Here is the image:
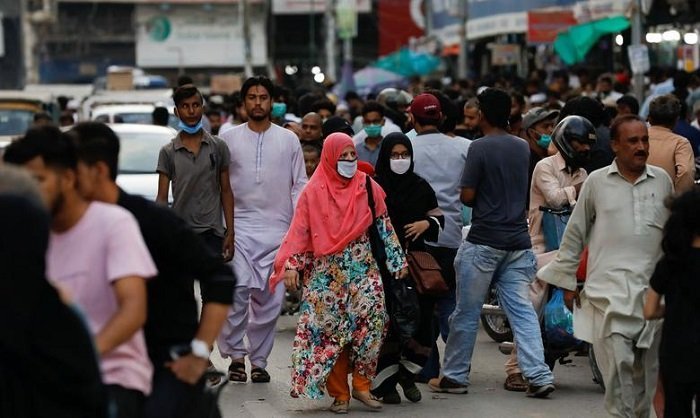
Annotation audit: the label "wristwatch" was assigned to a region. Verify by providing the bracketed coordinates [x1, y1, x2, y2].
[190, 339, 211, 359]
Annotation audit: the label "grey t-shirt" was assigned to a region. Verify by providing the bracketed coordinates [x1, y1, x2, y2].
[461, 133, 531, 250]
[411, 132, 471, 249]
[157, 131, 230, 237]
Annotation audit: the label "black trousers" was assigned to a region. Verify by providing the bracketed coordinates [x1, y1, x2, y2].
[107, 384, 145, 418]
[662, 374, 700, 418]
[143, 367, 208, 418]
[198, 230, 223, 258]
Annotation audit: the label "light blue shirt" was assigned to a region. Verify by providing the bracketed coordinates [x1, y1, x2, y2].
[411, 132, 471, 249]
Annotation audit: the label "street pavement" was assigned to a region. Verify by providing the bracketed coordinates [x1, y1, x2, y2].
[211, 315, 607, 418]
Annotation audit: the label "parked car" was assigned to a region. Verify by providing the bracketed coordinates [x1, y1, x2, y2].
[92, 104, 179, 128]
[112, 123, 175, 203]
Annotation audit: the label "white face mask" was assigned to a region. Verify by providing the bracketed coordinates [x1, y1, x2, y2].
[389, 158, 411, 175]
[337, 159, 358, 179]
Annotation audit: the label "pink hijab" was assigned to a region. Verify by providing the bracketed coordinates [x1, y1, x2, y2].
[269, 133, 387, 290]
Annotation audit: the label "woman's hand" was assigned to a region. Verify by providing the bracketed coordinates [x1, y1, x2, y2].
[394, 267, 409, 280]
[284, 270, 300, 290]
[404, 220, 430, 242]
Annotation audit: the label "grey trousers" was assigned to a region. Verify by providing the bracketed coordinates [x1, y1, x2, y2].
[592, 332, 660, 418]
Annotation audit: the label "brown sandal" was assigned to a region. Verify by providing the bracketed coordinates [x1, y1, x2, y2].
[504, 373, 528, 392]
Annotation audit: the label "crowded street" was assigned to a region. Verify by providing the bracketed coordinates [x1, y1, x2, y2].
[2, 0, 700, 417]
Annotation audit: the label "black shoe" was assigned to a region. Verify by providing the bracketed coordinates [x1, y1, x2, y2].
[381, 391, 401, 404]
[427, 377, 468, 394]
[526, 383, 555, 398]
[398, 376, 422, 402]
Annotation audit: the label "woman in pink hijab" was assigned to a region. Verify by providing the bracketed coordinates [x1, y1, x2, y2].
[270, 133, 408, 413]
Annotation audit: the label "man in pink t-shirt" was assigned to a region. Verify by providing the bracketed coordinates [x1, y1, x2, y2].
[3, 126, 157, 418]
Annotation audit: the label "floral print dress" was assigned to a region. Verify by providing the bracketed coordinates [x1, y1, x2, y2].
[284, 213, 406, 399]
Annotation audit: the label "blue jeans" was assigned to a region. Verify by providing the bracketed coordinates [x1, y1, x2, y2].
[442, 242, 553, 387]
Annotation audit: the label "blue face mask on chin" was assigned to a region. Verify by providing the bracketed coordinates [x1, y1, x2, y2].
[178, 119, 203, 134]
[537, 133, 552, 149]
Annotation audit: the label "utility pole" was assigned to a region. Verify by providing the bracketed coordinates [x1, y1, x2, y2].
[457, 0, 468, 80]
[425, 0, 434, 37]
[241, 0, 253, 77]
[20, 0, 39, 85]
[630, 0, 645, 101]
[324, 0, 337, 83]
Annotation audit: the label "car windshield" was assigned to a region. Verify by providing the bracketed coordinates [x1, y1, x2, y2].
[0, 109, 35, 135]
[115, 112, 179, 129]
[118, 131, 171, 174]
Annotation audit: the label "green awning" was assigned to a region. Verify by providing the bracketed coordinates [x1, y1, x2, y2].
[373, 48, 441, 77]
[554, 15, 631, 65]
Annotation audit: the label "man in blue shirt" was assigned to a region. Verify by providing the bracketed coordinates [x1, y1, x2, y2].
[429, 88, 554, 398]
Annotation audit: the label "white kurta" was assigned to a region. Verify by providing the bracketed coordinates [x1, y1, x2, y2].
[221, 123, 307, 290]
[538, 161, 673, 347]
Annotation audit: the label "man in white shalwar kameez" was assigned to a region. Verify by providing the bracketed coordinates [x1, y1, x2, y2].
[218, 76, 307, 383]
[539, 115, 673, 417]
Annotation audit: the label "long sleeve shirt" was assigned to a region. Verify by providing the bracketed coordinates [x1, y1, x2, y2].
[528, 153, 587, 254]
[538, 161, 673, 347]
[647, 125, 696, 194]
[221, 123, 308, 289]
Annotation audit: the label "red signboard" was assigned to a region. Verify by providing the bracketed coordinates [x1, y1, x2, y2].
[527, 10, 577, 44]
[378, 1, 424, 56]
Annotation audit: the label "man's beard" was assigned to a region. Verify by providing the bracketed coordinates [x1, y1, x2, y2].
[50, 190, 66, 218]
[249, 113, 269, 122]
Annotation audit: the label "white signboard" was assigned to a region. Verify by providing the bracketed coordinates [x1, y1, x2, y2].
[573, 0, 630, 22]
[467, 12, 528, 41]
[272, 0, 370, 14]
[628, 44, 650, 75]
[136, 5, 267, 68]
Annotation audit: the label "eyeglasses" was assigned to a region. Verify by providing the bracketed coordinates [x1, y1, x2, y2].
[390, 152, 411, 159]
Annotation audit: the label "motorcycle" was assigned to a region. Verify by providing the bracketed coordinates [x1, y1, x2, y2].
[484, 284, 605, 390]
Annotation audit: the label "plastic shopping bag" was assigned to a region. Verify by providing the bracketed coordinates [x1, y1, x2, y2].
[544, 288, 579, 348]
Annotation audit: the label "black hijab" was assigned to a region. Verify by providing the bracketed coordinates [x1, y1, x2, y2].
[0, 194, 108, 418]
[375, 133, 438, 246]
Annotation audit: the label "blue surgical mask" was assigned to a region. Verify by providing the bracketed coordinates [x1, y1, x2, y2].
[364, 124, 382, 138]
[178, 119, 203, 134]
[271, 102, 287, 119]
[537, 133, 552, 149]
[337, 159, 358, 179]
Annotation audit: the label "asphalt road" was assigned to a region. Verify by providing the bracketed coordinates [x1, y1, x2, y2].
[211, 315, 607, 418]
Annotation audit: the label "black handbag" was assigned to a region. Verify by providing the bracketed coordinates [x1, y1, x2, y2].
[365, 177, 420, 343]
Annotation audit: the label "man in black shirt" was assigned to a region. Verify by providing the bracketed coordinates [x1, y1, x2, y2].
[68, 122, 235, 418]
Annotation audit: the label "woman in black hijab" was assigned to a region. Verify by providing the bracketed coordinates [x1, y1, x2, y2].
[371, 132, 444, 404]
[0, 191, 108, 418]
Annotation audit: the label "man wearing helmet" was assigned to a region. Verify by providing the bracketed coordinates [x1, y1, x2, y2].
[502, 116, 595, 392]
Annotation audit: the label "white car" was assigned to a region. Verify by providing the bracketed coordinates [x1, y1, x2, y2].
[93, 104, 179, 128]
[112, 124, 175, 203]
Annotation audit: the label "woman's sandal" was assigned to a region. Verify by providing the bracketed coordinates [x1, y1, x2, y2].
[351, 390, 383, 410]
[250, 367, 271, 383]
[329, 399, 349, 414]
[227, 362, 247, 383]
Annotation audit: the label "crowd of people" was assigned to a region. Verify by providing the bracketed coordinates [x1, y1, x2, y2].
[2, 66, 700, 418]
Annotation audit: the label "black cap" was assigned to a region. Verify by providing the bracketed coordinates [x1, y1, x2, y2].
[322, 116, 354, 139]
